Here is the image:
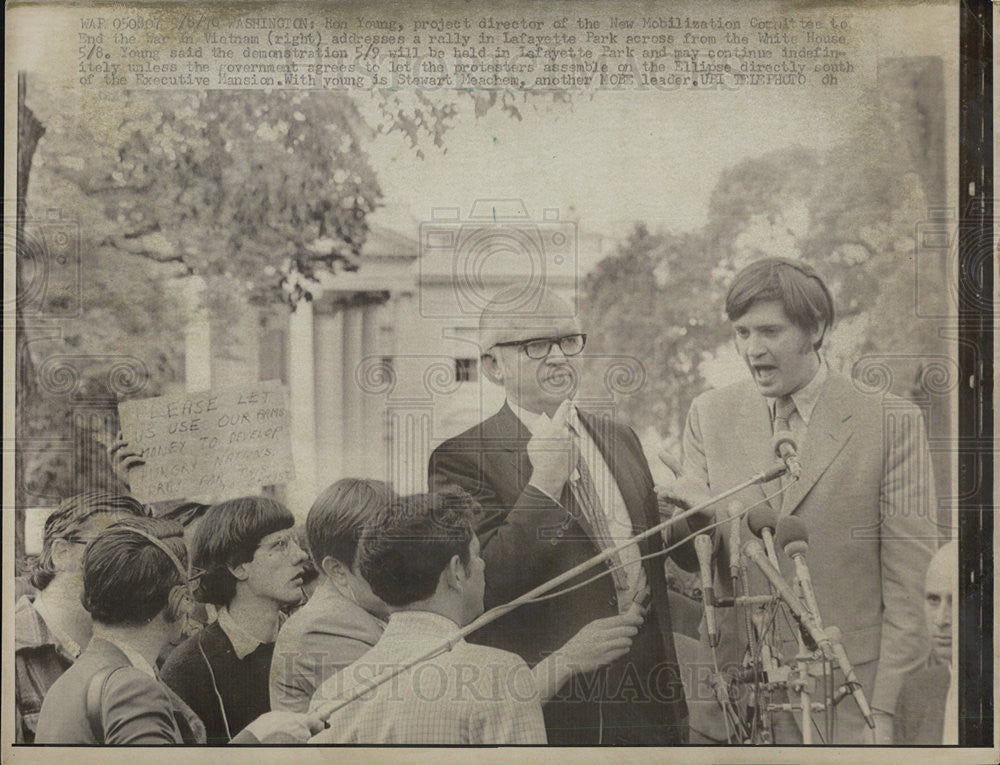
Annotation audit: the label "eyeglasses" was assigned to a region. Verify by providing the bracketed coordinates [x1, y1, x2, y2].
[257, 532, 305, 559]
[491, 333, 587, 361]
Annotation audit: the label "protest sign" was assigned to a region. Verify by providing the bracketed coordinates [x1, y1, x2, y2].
[118, 380, 294, 503]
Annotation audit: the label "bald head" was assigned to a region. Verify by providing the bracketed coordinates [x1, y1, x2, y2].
[478, 285, 579, 352]
[924, 541, 957, 663]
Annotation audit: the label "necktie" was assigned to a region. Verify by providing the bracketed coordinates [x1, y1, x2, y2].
[772, 395, 798, 496]
[568, 426, 629, 592]
[773, 394, 796, 435]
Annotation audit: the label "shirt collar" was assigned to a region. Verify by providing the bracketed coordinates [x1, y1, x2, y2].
[92, 629, 157, 680]
[217, 606, 280, 660]
[768, 359, 828, 426]
[383, 610, 463, 640]
[508, 399, 580, 436]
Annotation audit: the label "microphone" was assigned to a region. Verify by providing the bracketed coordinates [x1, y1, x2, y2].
[727, 502, 743, 581]
[746, 505, 781, 569]
[742, 539, 823, 646]
[744, 540, 876, 730]
[694, 534, 720, 648]
[771, 431, 802, 479]
[775, 516, 823, 629]
[825, 625, 877, 730]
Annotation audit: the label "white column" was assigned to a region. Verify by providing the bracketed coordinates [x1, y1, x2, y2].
[360, 302, 384, 481]
[341, 305, 363, 477]
[285, 299, 316, 520]
[386, 292, 432, 494]
[184, 276, 211, 392]
[314, 308, 344, 484]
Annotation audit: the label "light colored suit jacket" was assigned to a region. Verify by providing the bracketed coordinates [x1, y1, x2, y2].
[35, 637, 206, 744]
[679, 371, 939, 717]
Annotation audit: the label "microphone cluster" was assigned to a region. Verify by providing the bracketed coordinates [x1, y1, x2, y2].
[739, 514, 876, 730]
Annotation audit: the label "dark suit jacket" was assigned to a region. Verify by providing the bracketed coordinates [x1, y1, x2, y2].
[893, 660, 950, 745]
[677, 371, 938, 739]
[429, 403, 689, 745]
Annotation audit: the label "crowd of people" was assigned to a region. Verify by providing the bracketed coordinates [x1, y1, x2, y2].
[14, 259, 954, 746]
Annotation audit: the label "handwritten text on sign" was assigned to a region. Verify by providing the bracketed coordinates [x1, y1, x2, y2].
[118, 380, 294, 503]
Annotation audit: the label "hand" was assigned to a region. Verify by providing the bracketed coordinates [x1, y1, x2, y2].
[109, 431, 144, 490]
[242, 710, 325, 744]
[527, 399, 577, 498]
[655, 449, 713, 522]
[557, 607, 644, 675]
[860, 709, 893, 745]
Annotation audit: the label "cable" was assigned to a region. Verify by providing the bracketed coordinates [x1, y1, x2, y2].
[510, 485, 796, 609]
[198, 631, 233, 743]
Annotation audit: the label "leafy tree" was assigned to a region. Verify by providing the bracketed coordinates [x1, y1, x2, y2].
[17, 81, 560, 542]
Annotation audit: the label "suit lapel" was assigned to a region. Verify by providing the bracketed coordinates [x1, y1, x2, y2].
[780, 373, 857, 516]
[578, 409, 647, 536]
[733, 385, 783, 512]
[487, 403, 535, 497]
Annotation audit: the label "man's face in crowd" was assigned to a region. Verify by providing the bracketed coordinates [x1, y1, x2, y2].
[241, 529, 310, 607]
[484, 309, 582, 416]
[732, 300, 823, 398]
[924, 548, 955, 664]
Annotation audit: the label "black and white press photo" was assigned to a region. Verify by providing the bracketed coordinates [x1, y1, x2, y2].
[4, 0, 993, 761]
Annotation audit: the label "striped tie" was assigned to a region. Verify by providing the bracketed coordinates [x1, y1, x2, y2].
[569, 426, 629, 592]
[773, 395, 796, 435]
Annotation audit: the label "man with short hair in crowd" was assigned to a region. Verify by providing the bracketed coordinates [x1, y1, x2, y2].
[894, 541, 958, 745]
[161, 496, 309, 743]
[308, 490, 548, 744]
[270, 478, 395, 713]
[15, 491, 147, 743]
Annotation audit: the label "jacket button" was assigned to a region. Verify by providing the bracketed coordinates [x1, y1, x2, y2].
[608, 596, 617, 608]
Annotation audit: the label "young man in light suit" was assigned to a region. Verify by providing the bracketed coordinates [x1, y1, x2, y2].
[664, 257, 940, 744]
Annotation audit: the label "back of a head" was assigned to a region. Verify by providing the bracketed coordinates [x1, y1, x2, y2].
[82, 516, 187, 626]
[358, 490, 476, 608]
[31, 491, 148, 591]
[478, 284, 577, 351]
[725, 257, 835, 348]
[192, 496, 295, 606]
[926, 540, 958, 590]
[307, 478, 396, 570]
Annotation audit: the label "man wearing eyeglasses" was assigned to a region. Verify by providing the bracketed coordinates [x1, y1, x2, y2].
[15, 492, 148, 743]
[429, 286, 688, 746]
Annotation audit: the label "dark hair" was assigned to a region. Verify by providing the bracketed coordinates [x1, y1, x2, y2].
[31, 492, 148, 590]
[191, 496, 295, 606]
[306, 479, 395, 570]
[82, 517, 187, 626]
[725, 258, 835, 349]
[358, 490, 476, 607]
